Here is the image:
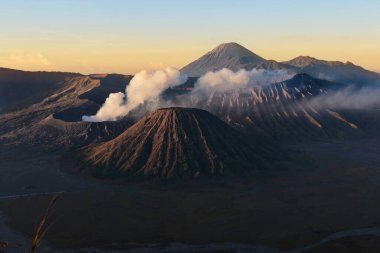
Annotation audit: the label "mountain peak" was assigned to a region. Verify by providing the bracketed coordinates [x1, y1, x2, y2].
[209, 42, 255, 57]
[214, 42, 242, 48]
[217, 42, 241, 47]
[181, 42, 266, 77]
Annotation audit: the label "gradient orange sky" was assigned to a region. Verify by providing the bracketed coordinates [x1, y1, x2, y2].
[1, 0, 379, 74]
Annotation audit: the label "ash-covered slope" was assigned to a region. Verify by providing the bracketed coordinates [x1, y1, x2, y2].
[186, 74, 361, 140]
[181, 42, 267, 77]
[84, 107, 271, 180]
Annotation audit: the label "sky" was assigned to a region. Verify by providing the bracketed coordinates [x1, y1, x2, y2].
[0, 0, 379, 74]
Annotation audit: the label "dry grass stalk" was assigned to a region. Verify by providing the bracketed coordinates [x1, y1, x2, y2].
[29, 193, 60, 253]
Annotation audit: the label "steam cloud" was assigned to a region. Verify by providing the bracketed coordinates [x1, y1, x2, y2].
[308, 86, 380, 110]
[193, 68, 292, 92]
[82, 67, 187, 122]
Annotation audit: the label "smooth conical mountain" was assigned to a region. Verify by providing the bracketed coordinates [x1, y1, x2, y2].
[83, 107, 271, 180]
[181, 42, 267, 77]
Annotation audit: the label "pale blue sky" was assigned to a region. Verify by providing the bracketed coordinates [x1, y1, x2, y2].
[0, 0, 379, 73]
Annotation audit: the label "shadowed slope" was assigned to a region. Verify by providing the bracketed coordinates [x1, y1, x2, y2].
[0, 67, 81, 114]
[84, 107, 271, 180]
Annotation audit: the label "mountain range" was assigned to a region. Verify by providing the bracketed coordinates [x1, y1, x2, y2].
[1, 42, 380, 180]
[181, 42, 380, 86]
[1, 33, 380, 253]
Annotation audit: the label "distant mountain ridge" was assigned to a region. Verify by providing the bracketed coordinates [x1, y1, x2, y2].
[281, 56, 380, 86]
[181, 42, 380, 86]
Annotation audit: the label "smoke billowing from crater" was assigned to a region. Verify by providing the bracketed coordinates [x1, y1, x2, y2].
[83, 66, 380, 123]
[82, 67, 187, 122]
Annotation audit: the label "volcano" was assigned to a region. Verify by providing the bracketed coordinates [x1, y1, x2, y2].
[181, 42, 267, 77]
[83, 107, 271, 180]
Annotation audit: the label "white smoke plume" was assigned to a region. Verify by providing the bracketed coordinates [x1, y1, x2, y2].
[193, 68, 292, 93]
[83, 67, 187, 122]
